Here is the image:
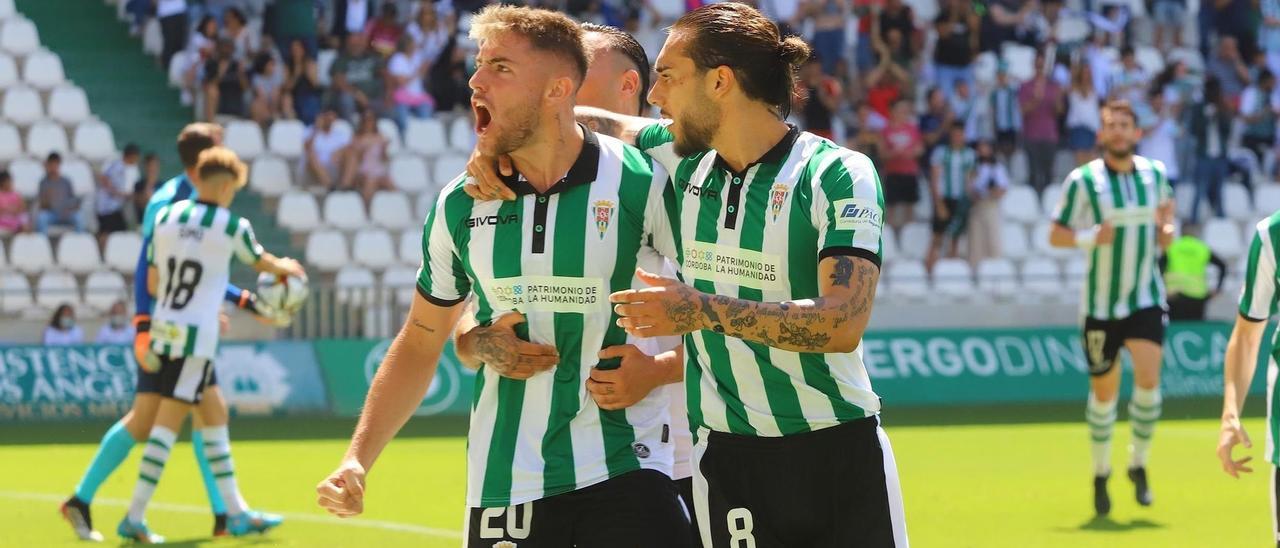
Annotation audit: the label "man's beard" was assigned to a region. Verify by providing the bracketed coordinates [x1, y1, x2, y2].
[673, 93, 720, 157]
[487, 103, 540, 156]
[1103, 142, 1136, 162]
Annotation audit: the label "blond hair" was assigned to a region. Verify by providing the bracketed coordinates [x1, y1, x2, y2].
[469, 5, 588, 83]
[194, 146, 247, 191]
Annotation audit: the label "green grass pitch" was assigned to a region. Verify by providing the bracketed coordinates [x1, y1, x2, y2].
[0, 403, 1272, 547]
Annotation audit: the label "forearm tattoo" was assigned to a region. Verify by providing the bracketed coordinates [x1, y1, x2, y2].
[473, 327, 518, 372]
[664, 284, 704, 333]
[577, 112, 623, 138]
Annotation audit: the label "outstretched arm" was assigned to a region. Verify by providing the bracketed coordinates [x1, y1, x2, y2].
[573, 106, 652, 143]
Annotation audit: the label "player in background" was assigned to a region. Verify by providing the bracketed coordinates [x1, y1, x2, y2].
[468, 4, 906, 546]
[117, 147, 302, 543]
[316, 7, 691, 546]
[455, 21, 699, 538]
[1218, 210, 1280, 546]
[1049, 100, 1175, 516]
[61, 124, 277, 541]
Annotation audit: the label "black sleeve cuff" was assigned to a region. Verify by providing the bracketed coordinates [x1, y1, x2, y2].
[1240, 311, 1268, 323]
[819, 246, 882, 269]
[417, 283, 466, 308]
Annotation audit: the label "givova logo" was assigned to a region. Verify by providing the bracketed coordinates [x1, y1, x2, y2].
[833, 198, 882, 231]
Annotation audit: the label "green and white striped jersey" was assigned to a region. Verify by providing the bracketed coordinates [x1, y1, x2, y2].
[930, 145, 975, 200]
[635, 123, 885, 441]
[417, 130, 677, 508]
[1053, 156, 1172, 320]
[148, 200, 263, 360]
[1238, 211, 1280, 465]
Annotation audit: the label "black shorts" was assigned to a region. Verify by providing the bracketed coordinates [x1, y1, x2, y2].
[675, 476, 700, 543]
[1081, 306, 1167, 376]
[931, 197, 969, 236]
[152, 354, 214, 403]
[883, 174, 920, 206]
[138, 364, 217, 394]
[464, 469, 692, 548]
[97, 211, 127, 234]
[995, 129, 1018, 148]
[693, 417, 907, 548]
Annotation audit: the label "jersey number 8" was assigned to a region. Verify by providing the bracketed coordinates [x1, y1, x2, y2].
[162, 257, 204, 310]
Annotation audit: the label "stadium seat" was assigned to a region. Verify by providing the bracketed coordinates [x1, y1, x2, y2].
[316, 49, 337, 87]
[1256, 185, 1280, 217]
[1174, 182, 1197, 220]
[1169, 47, 1204, 73]
[83, 270, 126, 312]
[404, 118, 448, 157]
[1135, 47, 1165, 76]
[2, 85, 41, 125]
[887, 260, 928, 301]
[1002, 43, 1037, 82]
[332, 118, 354, 141]
[377, 117, 402, 154]
[880, 225, 898, 260]
[1223, 183, 1253, 222]
[8, 156, 39, 197]
[334, 265, 376, 305]
[1020, 258, 1062, 302]
[1031, 221, 1074, 260]
[1055, 15, 1091, 43]
[352, 228, 397, 270]
[55, 232, 101, 275]
[141, 18, 162, 57]
[0, 53, 18, 89]
[448, 116, 475, 152]
[416, 190, 436, 219]
[1001, 223, 1030, 260]
[22, 49, 64, 90]
[323, 191, 369, 231]
[932, 259, 974, 301]
[48, 85, 90, 126]
[0, 18, 39, 57]
[103, 231, 142, 273]
[277, 191, 321, 232]
[0, 239, 5, 268]
[62, 158, 95, 197]
[399, 229, 422, 265]
[382, 265, 418, 306]
[1204, 218, 1245, 260]
[0, 121, 20, 161]
[250, 155, 292, 197]
[1040, 182, 1062, 216]
[390, 154, 432, 194]
[11, 232, 52, 274]
[0, 0, 15, 22]
[72, 120, 117, 162]
[433, 154, 468, 192]
[972, 52, 998, 87]
[896, 223, 931, 261]
[976, 258, 1018, 300]
[305, 230, 349, 272]
[1063, 257, 1088, 297]
[0, 270, 32, 313]
[266, 119, 305, 159]
[36, 270, 79, 309]
[369, 191, 414, 231]
[1000, 185, 1040, 225]
[24, 120, 67, 159]
[224, 120, 265, 161]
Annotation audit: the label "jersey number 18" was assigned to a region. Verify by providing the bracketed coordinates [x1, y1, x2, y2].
[161, 257, 204, 310]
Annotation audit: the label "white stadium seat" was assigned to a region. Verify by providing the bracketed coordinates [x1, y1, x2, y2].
[1000, 185, 1041, 225]
[142, 18, 162, 57]
[0, 53, 18, 89]
[1135, 46, 1165, 76]
[1040, 182, 1062, 216]
[0, 121, 21, 161]
[887, 260, 928, 301]
[305, 230, 349, 272]
[1256, 185, 1280, 217]
[432, 154, 468, 191]
[377, 117, 402, 154]
[55, 232, 101, 275]
[277, 191, 320, 232]
[84, 270, 126, 311]
[2, 86, 42, 125]
[323, 191, 368, 231]
[36, 270, 79, 309]
[1055, 15, 1091, 43]
[22, 49, 65, 90]
[1000, 223, 1030, 260]
[8, 156, 40, 197]
[369, 191, 414, 231]
[62, 158, 95, 197]
[399, 229, 422, 265]
[25, 120, 66, 159]
[1204, 218, 1245, 260]
[352, 228, 397, 270]
[390, 154, 432, 194]
[1063, 257, 1088, 296]
[250, 155, 292, 197]
[0, 239, 5, 267]
[266, 119, 305, 159]
[0, 0, 15, 22]
[896, 223, 931, 261]
[976, 258, 1018, 300]
[0, 18, 40, 57]
[48, 85, 90, 126]
[11, 232, 52, 274]
[316, 49, 337, 87]
[1223, 183, 1253, 223]
[103, 232, 142, 273]
[404, 118, 448, 157]
[932, 259, 974, 301]
[1002, 43, 1037, 83]
[0, 270, 32, 313]
[382, 265, 418, 306]
[1175, 182, 1197, 220]
[1020, 258, 1062, 302]
[448, 116, 475, 152]
[416, 190, 436, 220]
[224, 120, 265, 161]
[331, 119, 354, 142]
[879, 226, 898, 260]
[73, 120, 117, 162]
[334, 265, 376, 305]
[1032, 221, 1074, 260]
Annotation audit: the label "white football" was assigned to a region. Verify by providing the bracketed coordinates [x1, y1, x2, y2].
[257, 272, 309, 324]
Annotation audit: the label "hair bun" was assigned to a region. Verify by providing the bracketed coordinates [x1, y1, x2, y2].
[778, 36, 812, 67]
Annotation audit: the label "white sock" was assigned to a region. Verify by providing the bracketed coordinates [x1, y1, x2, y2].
[1087, 392, 1118, 477]
[127, 426, 178, 523]
[1129, 386, 1163, 468]
[202, 425, 248, 516]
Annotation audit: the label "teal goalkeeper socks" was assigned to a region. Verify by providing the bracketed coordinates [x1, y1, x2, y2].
[192, 430, 228, 515]
[73, 419, 135, 503]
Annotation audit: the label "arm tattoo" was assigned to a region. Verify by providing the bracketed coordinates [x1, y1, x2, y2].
[411, 319, 436, 333]
[577, 113, 623, 138]
[829, 256, 855, 288]
[473, 328, 518, 372]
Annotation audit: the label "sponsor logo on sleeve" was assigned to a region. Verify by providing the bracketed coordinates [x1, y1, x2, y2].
[833, 198, 883, 231]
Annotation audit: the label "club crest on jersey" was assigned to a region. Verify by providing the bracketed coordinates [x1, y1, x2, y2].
[770, 184, 789, 221]
[592, 200, 615, 239]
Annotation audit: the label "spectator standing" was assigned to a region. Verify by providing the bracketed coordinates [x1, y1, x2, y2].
[950, 79, 979, 140]
[798, 55, 841, 139]
[0, 171, 27, 234]
[203, 38, 250, 122]
[881, 98, 925, 232]
[96, 143, 140, 245]
[35, 153, 83, 234]
[285, 39, 324, 125]
[1239, 69, 1280, 174]
[1139, 91, 1183, 186]
[331, 0, 376, 46]
[304, 108, 352, 190]
[1066, 63, 1101, 167]
[340, 111, 395, 203]
[1019, 51, 1064, 192]
[1106, 46, 1147, 103]
[918, 87, 954, 164]
[864, 47, 909, 118]
[1189, 77, 1234, 224]
[966, 140, 1009, 265]
[44, 304, 84, 346]
[132, 153, 160, 221]
[990, 63, 1022, 161]
[365, 2, 405, 57]
[1206, 36, 1252, 104]
[266, 0, 319, 57]
[849, 101, 886, 168]
[250, 52, 289, 127]
[927, 123, 975, 270]
[933, 0, 978, 95]
[979, 0, 1034, 51]
[223, 8, 257, 63]
[407, 2, 450, 67]
[157, 0, 189, 72]
[1160, 224, 1228, 321]
[387, 36, 434, 131]
[95, 301, 137, 345]
[329, 33, 386, 120]
[805, 0, 851, 75]
[1152, 0, 1187, 49]
[1262, 0, 1280, 78]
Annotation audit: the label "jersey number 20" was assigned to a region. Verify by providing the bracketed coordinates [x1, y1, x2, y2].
[162, 258, 204, 310]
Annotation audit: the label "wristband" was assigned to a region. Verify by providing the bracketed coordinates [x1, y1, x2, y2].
[1075, 228, 1097, 249]
[133, 314, 151, 333]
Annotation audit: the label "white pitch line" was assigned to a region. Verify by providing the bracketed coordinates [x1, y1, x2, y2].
[0, 490, 462, 539]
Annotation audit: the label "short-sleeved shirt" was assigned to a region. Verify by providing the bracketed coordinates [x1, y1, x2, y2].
[1019, 79, 1063, 141]
[39, 175, 77, 213]
[1052, 156, 1172, 320]
[636, 122, 885, 442]
[417, 129, 678, 508]
[881, 122, 922, 175]
[930, 145, 975, 199]
[332, 52, 384, 99]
